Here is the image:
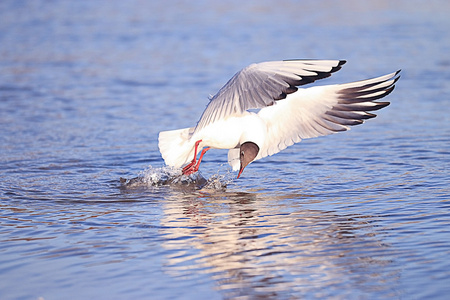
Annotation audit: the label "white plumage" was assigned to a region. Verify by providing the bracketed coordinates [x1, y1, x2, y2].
[158, 59, 400, 177]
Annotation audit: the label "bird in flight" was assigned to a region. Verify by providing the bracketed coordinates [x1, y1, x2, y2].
[158, 60, 400, 178]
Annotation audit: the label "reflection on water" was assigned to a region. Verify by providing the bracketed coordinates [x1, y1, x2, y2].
[159, 191, 400, 299]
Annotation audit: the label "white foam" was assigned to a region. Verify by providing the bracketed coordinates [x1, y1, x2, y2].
[120, 165, 233, 191]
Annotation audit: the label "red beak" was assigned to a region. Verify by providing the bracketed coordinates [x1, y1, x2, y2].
[237, 165, 244, 179]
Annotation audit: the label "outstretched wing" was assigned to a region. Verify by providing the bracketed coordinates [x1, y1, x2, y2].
[256, 70, 401, 160]
[194, 59, 346, 132]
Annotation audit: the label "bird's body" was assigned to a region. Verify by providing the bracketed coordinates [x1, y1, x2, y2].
[158, 60, 400, 178]
[196, 112, 266, 150]
[158, 111, 265, 171]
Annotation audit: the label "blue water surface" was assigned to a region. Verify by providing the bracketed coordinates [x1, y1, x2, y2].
[1, 1, 449, 299]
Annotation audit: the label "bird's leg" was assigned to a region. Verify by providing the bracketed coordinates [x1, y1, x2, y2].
[192, 147, 210, 173]
[182, 140, 202, 175]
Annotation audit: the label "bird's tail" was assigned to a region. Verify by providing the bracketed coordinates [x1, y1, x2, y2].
[158, 127, 195, 168]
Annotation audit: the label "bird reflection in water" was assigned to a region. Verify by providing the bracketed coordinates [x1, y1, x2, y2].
[158, 191, 400, 299]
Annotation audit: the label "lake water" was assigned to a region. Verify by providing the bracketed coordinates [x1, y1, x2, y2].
[1, 1, 449, 299]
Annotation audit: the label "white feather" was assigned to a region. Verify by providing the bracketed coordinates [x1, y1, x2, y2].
[157, 59, 400, 174]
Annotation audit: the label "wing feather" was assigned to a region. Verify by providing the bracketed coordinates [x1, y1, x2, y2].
[256, 70, 401, 160]
[194, 59, 346, 132]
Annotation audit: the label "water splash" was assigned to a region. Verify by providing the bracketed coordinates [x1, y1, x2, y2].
[120, 165, 233, 191]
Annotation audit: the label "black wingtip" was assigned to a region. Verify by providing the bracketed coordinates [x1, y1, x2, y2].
[392, 75, 401, 85]
[331, 60, 347, 73]
[391, 70, 401, 81]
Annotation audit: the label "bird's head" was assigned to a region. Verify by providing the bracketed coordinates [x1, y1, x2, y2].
[237, 142, 260, 179]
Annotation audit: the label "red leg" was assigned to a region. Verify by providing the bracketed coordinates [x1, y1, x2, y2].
[182, 140, 203, 175]
[192, 147, 210, 173]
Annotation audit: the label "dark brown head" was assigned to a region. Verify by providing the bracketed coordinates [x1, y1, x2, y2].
[237, 142, 259, 179]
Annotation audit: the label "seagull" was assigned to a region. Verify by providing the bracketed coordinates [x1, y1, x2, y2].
[158, 60, 400, 178]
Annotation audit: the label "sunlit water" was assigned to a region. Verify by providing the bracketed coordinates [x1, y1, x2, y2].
[1, 1, 450, 299]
